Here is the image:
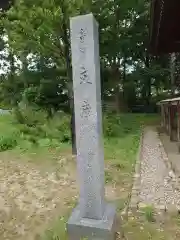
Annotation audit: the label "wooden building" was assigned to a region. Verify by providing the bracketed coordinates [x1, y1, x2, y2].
[158, 98, 180, 143]
[149, 0, 180, 54]
[150, 0, 180, 150]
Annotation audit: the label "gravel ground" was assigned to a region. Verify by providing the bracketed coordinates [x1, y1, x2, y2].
[0, 155, 77, 240]
[0, 153, 118, 240]
[139, 127, 180, 210]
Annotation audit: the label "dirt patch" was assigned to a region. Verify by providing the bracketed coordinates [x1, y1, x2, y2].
[0, 151, 130, 240]
[0, 152, 77, 240]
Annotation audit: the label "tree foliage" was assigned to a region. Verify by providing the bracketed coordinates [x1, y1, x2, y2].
[0, 0, 172, 114]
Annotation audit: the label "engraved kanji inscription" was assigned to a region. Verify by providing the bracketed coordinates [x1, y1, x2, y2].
[79, 28, 87, 43]
[79, 47, 86, 54]
[88, 150, 95, 160]
[79, 46, 86, 62]
[80, 100, 91, 119]
[87, 151, 95, 168]
[80, 66, 92, 84]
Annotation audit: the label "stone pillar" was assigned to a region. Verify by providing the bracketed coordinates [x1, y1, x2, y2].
[67, 14, 116, 240]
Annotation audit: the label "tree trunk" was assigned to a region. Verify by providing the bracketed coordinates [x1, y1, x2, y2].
[170, 52, 176, 97]
[112, 59, 121, 113]
[122, 55, 129, 111]
[61, 1, 76, 155]
[21, 53, 29, 107]
[155, 85, 160, 97]
[114, 85, 120, 113]
[122, 56, 126, 94]
[9, 49, 17, 107]
[145, 53, 151, 106]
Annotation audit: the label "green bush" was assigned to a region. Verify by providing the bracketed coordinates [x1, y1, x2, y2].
[14, 111, 158, 149]
[13, 106, 47, 127]
[13, 107, 25, 124]
[47, 114, 71, 143]
[37, 138, 59, 148]
[0, 111, 159, 153]
[0, 135, 17, 151]
[19, 125, 42, 137]
[15, 109, 71, 148]
[103, 115, 121, 138]
[103, 113, 144, 138]
[143, 205, 155, 222]
[18, 124, 30, 134]
[22, 134, 38, 144]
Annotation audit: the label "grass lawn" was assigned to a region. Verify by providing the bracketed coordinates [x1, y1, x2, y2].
[2, 112, 179, 240]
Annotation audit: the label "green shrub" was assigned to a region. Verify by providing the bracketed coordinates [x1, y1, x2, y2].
[143, 205, 155, 222]
[40, 125, 59, 139]
[13, 107, 25, 124]
[18, 124, 30, 134]
[17, 139, 34, 151]
[103, 113, 145, 138]
[0, 135, 17, 151]
[103, 115, 121, 138]
[16, 110, 71, 148]
[20, 125, 41, 137]
[36, 125, 47, 138]
[47, 114, 71, 143]
[14, 106, 47, 127]
[37, 138, 60, 148]
[37, 138, 52, 147]
[20, 134, 38, 144]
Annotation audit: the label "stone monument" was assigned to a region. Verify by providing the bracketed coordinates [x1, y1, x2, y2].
[67, 13, 116, 240]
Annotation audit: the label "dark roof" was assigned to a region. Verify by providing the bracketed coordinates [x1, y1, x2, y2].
[149, 0, 180, 54]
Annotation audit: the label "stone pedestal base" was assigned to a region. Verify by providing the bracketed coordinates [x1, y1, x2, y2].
[67, 203, 116, 240]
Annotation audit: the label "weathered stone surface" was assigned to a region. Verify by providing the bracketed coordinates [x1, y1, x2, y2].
[70, 13, 105, 220]
[67, 203, 116, 240]
[68, 13, 116, 239]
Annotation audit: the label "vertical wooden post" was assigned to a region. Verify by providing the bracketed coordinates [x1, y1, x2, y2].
[162, 104, 166, 128]
[170, 103, 177, 141]
[160, 104, 164, 128]
[168, 105, 171, 136]
[165, 105, 168, 133]
[177, 102, 180, 144]
[170, 53, 176, 96]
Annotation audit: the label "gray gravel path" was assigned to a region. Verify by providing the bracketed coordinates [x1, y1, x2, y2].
[139, 127, 180, 210]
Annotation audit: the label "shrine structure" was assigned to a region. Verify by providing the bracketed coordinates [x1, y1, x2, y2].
[150, 0, 180, 146]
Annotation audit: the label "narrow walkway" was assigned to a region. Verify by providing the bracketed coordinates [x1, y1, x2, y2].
[138, 127, 180, 210]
